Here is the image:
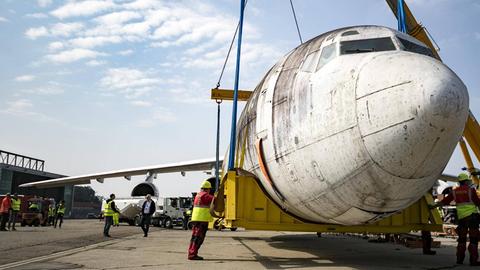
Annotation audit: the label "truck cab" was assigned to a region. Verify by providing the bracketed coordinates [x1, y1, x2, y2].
[151, 196, 192, 228]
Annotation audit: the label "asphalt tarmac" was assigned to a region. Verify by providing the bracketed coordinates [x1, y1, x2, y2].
[0, 220, 472, 270]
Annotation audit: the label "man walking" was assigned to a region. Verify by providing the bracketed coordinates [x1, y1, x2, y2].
[436, 173, 480, 265]
[0, 193, 11, 231]
[103, 194, 119, 237]
[188, 180, 214, 260]
[140, 194, 155, 237]
[54, 200, 65, 228]
[48, 204, 56, 226]
[8, 193, 20, 231]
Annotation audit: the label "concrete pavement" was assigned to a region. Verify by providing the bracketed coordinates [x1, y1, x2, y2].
[0, 220, 474, 270]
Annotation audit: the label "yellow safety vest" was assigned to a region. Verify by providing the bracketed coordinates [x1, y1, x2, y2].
[104, 200, 114, 217]
[11, 198, 21, 211]
[457, 204, 478, 220]
[191, 193, 213, 222]
[57, 205, 65, 215]
[453, 188, 480, 220]
[48, 207, 55, 217]
[29, 203, 39, 210]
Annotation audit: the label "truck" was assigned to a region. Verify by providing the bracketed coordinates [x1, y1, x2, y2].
[21, 197, 55, 227]
[133, 196, 193, 229]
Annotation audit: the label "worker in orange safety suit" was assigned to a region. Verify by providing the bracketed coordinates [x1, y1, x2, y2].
[187, 180, 214, 260]
[437, 173, 480, 265]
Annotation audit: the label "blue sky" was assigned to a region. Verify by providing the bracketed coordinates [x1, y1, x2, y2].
[0, 0, 479, 197]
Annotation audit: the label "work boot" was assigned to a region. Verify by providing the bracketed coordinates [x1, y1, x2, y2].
[469, 243, 480, 266]
[421, 231, 436, 255]
[458, 243, 467, 265]
[188, 256, 203, 260]
[11, 228, 16, 231]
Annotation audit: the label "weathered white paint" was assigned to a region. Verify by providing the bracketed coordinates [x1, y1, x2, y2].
[236, 26, 469, 225]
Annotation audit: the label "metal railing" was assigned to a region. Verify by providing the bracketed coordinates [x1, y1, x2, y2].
[0, 150, 45, 171]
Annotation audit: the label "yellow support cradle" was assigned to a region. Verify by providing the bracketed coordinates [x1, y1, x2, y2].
[218, 171, 443, 234]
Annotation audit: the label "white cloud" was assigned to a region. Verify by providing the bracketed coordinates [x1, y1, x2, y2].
[48, 41, 64, 51]
[0, 16, 8, 22]
[69, 35, 122, 48]
[50, 22, 84, 37]
[151, 108, 176, 123]
[23, 87, 65, 95]
[51, 0, 116, 19]
[25, 13, 49, 19]
[14, 75, 36, 82]
[0, 99, 59, 123]
[100, 68, 160, 97]
[25, 26, 48, 39]
[94, 11, 142, 26]
[46, 48, 105, 63]
[118, 49, 133, 56]
[37, 0, 53, 8]
[86, 60, 106, 66]
[26, 23, 83, 40]
[130, 100, 151, 107]
[122, 0, 161, 10]
[138, 107, 176, 127]
[3, 99, 33, 113]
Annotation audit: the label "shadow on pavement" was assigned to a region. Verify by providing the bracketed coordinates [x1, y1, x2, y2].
[232, 234, 462, 270]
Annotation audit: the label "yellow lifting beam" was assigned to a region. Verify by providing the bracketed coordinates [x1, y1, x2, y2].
[386, 0, 480, 180]
[214, 171, 443, 233]
[211, 88, 252, 102]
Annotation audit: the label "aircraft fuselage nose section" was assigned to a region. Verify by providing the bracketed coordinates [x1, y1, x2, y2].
[355, 52, 469, 179]
[235, 26, 470, 225]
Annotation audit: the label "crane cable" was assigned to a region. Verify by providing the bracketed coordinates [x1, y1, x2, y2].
[215, 0, 249, 89]
[214, 0, 249, 190]
[214, 98, 221, 191]
[289, 0, 303, 44]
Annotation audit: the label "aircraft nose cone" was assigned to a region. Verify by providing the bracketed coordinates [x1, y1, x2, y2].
[355, 53, 469, 179]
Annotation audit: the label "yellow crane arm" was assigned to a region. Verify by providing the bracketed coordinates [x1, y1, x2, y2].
[385, 0, 440, 60]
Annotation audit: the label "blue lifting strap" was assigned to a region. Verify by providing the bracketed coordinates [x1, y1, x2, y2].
[397, 0, 407, 33]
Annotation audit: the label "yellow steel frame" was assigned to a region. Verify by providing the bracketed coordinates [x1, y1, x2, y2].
[218, 171, 443, 233]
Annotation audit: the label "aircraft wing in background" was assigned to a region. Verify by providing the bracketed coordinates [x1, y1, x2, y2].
[19, 158, 222, 188]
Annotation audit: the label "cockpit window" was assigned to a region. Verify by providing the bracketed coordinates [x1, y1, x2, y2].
[300, 51, 320, 73]
[341, 30, 359, 37]
[316, 43, 337, 71]
[397, 37, 434, 57]
[340, 37, 396, 55]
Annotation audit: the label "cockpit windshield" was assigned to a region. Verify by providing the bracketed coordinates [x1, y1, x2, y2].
[397, 37, 435, 57]
[340, 37, 396, 55]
